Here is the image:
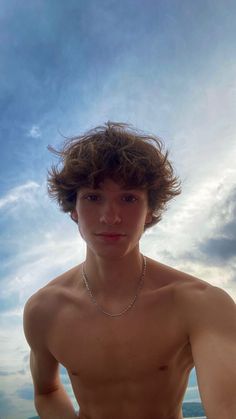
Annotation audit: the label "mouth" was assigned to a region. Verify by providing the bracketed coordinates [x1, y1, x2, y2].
[96, 233, 126, 238]
[95, 233, 127, 242]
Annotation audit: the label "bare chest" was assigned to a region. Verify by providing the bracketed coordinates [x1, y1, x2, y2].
[48, 287, 194, 384]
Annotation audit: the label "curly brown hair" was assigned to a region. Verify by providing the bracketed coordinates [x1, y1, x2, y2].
[47, 121, 181, 229]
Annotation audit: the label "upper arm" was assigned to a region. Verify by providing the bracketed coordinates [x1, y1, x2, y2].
[23, 294, 61, 395]
[183, 284, 236, 418]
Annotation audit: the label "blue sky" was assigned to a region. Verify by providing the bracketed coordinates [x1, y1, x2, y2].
[0, 0, 236, 417]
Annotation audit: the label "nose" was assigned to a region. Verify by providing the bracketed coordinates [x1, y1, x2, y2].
[99, 202, 121, 225]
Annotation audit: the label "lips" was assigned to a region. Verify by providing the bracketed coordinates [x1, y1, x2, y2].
[96, 233, 126, 237]
[95, 233, 127, 242]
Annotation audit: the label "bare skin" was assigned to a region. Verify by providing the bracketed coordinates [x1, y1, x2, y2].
[27, 257, 209, 419]
[24, 180, 236, 418]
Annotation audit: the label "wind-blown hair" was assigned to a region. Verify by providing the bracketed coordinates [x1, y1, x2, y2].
[47, 122, 181, 229]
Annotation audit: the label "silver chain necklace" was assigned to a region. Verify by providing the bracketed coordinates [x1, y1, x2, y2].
[81, 255, 146, 317]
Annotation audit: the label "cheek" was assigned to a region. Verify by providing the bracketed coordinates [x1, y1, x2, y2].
[126, 209, 147, 225]
[77, 210, 95, 234]
[77, 220, 88, 241]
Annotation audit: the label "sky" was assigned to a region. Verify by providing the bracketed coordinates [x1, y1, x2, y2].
[0, 0, 236, 417]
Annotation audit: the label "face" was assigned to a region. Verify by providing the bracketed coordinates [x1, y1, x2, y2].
[71, 179, 152, 258]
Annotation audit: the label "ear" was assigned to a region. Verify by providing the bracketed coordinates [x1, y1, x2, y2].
[145, 210, 153, 225]
[71, 209, 78, 223]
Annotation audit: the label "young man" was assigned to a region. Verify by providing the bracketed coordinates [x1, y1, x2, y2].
[24, 122, 236, 419]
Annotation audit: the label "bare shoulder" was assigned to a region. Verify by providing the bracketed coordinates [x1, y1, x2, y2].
[23, 264, 81, 347]
[148, 256, 232, 293]
[147, 256, 235, 325]
[147, 256, 210, 293]
[165, 260, 236, 310]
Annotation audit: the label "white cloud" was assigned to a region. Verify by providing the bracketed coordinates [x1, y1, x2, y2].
[27, 125, 41, 138]
[141, 167, 236, 301]
[0, 181, 40, 210]
[1, 227, 85, 309]
[143, 172, 231, 259]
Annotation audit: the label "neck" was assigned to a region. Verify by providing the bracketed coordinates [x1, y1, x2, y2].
[83, 248, 144, 298]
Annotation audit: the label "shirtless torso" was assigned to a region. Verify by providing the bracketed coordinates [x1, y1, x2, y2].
[34, 257, 209, 419]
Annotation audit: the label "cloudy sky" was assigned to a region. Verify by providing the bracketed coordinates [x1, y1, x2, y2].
[0, 0, 236, 418]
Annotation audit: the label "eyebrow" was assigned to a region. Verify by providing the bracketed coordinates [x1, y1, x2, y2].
[78, 187, 143, 194]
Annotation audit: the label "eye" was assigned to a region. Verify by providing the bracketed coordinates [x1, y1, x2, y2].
[84, 194, 101, 202]
[122, 194, 138, 203]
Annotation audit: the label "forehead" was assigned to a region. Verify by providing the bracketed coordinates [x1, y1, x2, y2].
[80, 179, 146, 193]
